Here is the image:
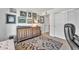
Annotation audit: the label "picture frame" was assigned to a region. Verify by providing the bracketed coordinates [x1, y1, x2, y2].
[9, 8, 17, 13]
[6, 14, 16, 24]
[18, 16, 26, 23]
[32, 13, 37, 19]
[39, 16, 44, 23]
[27, 19, 33, 24]
[20, 11, 27, 16]
[28, 12, 31, 17]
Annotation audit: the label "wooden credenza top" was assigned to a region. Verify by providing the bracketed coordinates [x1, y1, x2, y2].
[17, 26, 32, 28]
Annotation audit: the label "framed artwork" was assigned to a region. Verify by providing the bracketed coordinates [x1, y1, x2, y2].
[27, 19, 33, 24]
[9, 8, 17, 13]
[28, 12, 31, 17]
[39, 16, 44, 23]
[32, 13, 37, 19]
[20, 11, 27, 16]
[18, 16, 26, 23]
[6, 14, 16, 24]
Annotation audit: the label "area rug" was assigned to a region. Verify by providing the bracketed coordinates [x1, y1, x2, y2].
[15, 36, 63, 50]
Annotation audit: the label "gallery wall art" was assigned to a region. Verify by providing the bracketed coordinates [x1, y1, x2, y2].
[32, 13, 37, 19]
[6, 14, 16, 24]
[9, 8, 17, 13]
[39, 16, 44, 23]
[28, 12, 31, 17]
[20, 11, 27, 16]
[27, 19, 33, 24]
[7, 9, 39, 24]
[18, 16, 26, 23]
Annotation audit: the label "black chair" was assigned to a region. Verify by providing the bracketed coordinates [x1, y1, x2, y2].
[64, 23, 79, 50]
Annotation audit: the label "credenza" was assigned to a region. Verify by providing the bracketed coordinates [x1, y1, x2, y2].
[17, 26, 41, 43]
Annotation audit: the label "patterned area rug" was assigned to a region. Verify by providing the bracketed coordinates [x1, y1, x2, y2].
[15, 36, 63, 50]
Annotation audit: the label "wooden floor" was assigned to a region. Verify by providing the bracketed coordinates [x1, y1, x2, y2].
[43, 34, 71, 50]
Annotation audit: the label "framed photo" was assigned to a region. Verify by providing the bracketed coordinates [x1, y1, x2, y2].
[20, 11, 27, 16]
[6, 14, 16, 24]
[28, 12, 31, 17]
[32, 13, 37, 19]
[27, 19, 33, 24]
[39, 16, 44, 23]
[18, 16, 26, 23]
[9, 8, 16, 13]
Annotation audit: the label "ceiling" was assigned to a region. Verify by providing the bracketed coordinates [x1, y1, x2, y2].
[16, 8, 75, 15]
[17, 8, 53, 14]
[28, 8, 53, 12]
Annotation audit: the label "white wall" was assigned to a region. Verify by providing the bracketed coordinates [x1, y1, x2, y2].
[6, 8, 32, 38]
[0, 8, 17, 40]
[0, 8, 7, 41]
[54, 11, 67, 39]
[2, 8, 79, 40]
[48, 13, 54, 36]
[0, 8, 43, 41]
[48, 8, 79, 39]
[6, 8, 43, 38]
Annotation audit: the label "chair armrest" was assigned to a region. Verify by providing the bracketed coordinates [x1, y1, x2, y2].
[73, 34, 79, 46]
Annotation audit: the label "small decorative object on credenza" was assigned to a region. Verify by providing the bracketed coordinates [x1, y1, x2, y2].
[6, 14, 16, 24]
